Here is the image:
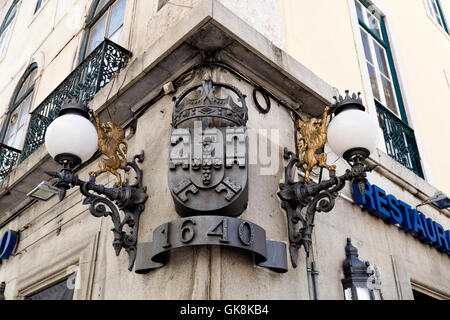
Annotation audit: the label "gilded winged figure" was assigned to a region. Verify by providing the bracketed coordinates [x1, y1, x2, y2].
[297, 106, 336, 182]
[89, 112, 128, 186]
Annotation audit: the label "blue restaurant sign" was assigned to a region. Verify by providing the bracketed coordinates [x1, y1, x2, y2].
[353, 182, 450, 255]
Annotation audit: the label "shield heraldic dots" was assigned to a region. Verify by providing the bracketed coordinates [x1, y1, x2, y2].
[226, 128, 246, 168]
[191, 126, 225, 188]
[169, 129, 190, 170]
[153, 70, 293, 269]
[168, 78, 249, 218]
[168, 127, 249, 217]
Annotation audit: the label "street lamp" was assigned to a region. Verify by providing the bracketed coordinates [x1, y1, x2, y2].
[43, 101, 148, 271]
[45, 102, 98, 168]
[278, 91, 379, 268]
[327, 92, 379, 159]
[342, 238, 373, 300]
[327, 92, 379, 196]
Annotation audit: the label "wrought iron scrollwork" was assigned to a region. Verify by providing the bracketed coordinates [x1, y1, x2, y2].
[20, 39, 131, 163]
[46, 152, 148, 271]
[278, 148, 376, 267]
[375, 102, 423, 178]
[0, 144, 21, 181]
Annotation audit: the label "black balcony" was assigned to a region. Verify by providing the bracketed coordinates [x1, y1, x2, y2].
[18, 39, 132, 164]
[0, 144, 21, 181]
[375, 102, 424, 178]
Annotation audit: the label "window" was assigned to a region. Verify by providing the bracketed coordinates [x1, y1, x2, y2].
[0, 64, 38, 150]
[425, 0, 449, 33]
[80, 0, 127, 61]
[354, 1, 424, 178]
[355, 0, 405, 121]
[413, 289, 439, 301]
[411, 282, 450, 300]
[0, 0, 19, 59]
[34, 0, 48, 14]
[25, 276, 75, 300]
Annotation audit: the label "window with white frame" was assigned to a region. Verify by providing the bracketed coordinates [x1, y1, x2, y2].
[355, 1, 400, 116]
[25, 276, 75, 300]
[83, 0, 127, 59]
[1, 64, 38, 150]
[0, 0, 19, 59]
[354, 0, 424, 178]
[425, 0, 449, 33]
[355, 0, 400, 117]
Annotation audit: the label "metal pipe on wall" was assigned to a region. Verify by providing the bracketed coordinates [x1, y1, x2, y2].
[312, 261, 320, 300]
[306, 255, 314, 300]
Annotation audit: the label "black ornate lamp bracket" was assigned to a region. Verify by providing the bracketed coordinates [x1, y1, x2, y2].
[46, 152, 148, 271]
[278, 148, 376, 268]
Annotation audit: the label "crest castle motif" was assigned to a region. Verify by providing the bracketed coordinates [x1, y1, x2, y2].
[134, 77, 288, 274]
[168, 77, 249, 217]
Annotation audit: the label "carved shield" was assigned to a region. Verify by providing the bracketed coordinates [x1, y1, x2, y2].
[168, 77, 248, 217]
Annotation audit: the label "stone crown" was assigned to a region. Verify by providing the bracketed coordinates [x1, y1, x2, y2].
[171, 76, 248, 128]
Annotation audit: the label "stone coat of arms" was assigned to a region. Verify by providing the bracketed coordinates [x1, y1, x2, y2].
[168, 77, 248, 217]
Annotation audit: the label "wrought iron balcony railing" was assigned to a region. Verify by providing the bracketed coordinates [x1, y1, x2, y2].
[19, 39, 132, 163]
[0, 144, 21, 181]
[375, 102, 424, 178]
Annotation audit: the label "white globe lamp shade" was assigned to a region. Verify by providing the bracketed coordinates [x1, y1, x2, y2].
[327, 96, 379, 160]
[45, 102, 98, 167]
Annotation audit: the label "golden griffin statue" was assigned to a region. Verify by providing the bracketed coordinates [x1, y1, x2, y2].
[89, 113, 128, 187]
[297, 106, 336, 182]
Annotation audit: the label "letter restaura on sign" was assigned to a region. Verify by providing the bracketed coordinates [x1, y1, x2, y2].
[353, 182, 450, 255]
